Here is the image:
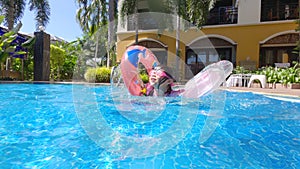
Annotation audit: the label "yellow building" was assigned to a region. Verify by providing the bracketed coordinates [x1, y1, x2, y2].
[116, 0, 299, 78]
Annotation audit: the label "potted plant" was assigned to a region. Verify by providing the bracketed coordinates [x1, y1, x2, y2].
[258, 62, 300, 89]
[285, 62, 300, 89]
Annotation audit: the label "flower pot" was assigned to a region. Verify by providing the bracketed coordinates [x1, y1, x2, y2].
[269, 83, 287, 89]
[269, 83, 300, 89]
[287, 83, 300, 89]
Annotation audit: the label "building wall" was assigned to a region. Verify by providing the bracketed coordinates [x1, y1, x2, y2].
[116, 0, 298, 73]
[116, 20, 297, 66]
[117, 30, 186, 65]
[238, 0, 261, 24]
[201, 21, 297, 66]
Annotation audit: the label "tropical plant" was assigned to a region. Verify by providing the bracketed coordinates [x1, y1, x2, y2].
[0, 16, 27, 68]
[49, 43, 80, 81]
[11, 36, 36, 81]
[22, 52, 34, 80]
[187, 0, 216, 28]
[0, 30, 19, 63]
[50, 41, 80, 81]
[60, 42, 79, 80]
[232, 66, 252, 74]
[76, 0, 117, 67]
[278, 62, 300, 84]
[258, 62, 300, 85]
[76, 0, 107, 34]
[0, 0, 50, 30]
[259, 66, 279, 84]
[50, 44, 65, 80]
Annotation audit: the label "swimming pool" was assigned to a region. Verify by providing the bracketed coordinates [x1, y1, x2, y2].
[0, 84, 299, 168]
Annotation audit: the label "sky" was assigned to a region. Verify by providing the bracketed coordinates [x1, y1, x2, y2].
[20, 0, 83, 42]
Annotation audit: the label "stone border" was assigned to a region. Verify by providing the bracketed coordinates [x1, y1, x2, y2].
[221, 86, 300, 98]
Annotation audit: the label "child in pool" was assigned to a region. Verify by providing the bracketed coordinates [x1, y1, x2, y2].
[142, 66, 183, 97]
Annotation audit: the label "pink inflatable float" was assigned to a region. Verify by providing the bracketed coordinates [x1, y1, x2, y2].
[120, 45, 160, 96]
[119, 45, 233, 98]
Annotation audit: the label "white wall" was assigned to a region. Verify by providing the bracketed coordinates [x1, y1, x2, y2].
[238, 0, 261, 24]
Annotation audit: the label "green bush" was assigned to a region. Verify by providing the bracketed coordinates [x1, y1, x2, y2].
[84, 67, 111, 83]
[257, 62, 300, 84]
[233, 63, 300, 85]
[50, 45, 66, 80]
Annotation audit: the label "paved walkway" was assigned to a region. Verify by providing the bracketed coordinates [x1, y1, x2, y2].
[221, 86, 300, 97]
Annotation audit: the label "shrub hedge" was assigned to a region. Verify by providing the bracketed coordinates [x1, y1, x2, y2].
[84, 67, 111, 83]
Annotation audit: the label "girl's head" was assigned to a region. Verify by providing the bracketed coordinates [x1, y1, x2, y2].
[148, 66, 175, 96]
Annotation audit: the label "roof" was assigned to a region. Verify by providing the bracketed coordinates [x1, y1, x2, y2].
[0, 25, 68, 59]
[0, 25, 68, 43]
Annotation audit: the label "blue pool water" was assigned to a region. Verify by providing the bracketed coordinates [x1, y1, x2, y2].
[0, 84, 299, 168]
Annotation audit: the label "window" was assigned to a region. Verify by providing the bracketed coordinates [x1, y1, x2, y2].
[209, 51, 219, 63]
[187, 52, 196, 64]
[197, 51, 206, 63]
[152, 50, 167, 66]
[260, 47, 298, 67]
[205, 0, 238, 25]
[186, 48, 233, 75]
[261, 0, 298, 21]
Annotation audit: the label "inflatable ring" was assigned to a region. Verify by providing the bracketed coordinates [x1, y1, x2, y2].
[120, 45, 160, 96]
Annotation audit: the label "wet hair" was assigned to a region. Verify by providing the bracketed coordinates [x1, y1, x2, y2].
[157, 76, 173, 95]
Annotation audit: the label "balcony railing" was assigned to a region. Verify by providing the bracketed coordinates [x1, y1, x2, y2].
[126, 12, 177, 31]
[124, 6, 238, 31]
[205, 6, 238, 25]
[127, 16, 159, 31]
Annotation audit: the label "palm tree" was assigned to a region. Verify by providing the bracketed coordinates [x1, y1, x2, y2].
[294, 0, 300, 62]
[187, 0, 215, 28]
[0, 0, 50, 30]
[118, 0, 214, 79]
[76, 0, 107, 34]
[76, 0, 117, 67]
[76, 0, 214, 69]
[169, 0, 215, 79]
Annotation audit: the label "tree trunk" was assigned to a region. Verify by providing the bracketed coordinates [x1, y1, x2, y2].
[135, 2, 139, 45]
[175, 14, 180, 80]
[7, 0, 15, 30]
[299, 0, 300, 62]
[107, 0, 114, 68]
